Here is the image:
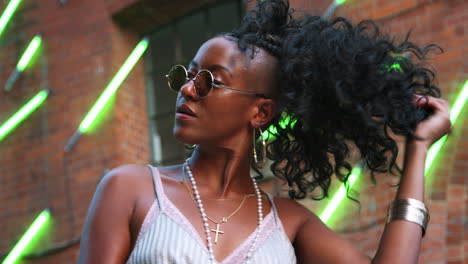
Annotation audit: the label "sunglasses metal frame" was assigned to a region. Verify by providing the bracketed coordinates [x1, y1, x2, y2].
[165, 64, 268, 98]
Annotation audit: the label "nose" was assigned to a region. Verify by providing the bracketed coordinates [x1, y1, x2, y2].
[179, 78, 199, 101]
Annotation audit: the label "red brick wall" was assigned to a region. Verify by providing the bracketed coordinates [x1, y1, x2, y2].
[287, 0, 467, 263]
[0, 0, 465, 263]
[0, 0, 149, 263]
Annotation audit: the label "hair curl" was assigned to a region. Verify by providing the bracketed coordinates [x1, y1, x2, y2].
[226, 0, 442, 200]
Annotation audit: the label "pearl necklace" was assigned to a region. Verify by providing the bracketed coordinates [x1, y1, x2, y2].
[182, 178, 256, 244]
[184, 159, 263, 264]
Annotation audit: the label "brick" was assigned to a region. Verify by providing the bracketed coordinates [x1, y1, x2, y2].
[1, 0, 466, 262]
[0, 0, 149, 260]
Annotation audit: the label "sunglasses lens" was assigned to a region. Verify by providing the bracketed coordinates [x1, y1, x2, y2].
[195, 70, 213, 97]
[167, 65, 187, 91]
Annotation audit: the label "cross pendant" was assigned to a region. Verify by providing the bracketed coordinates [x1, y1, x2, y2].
[210, 223, 225, 244]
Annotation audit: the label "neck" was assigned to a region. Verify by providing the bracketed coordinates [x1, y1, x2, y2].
[186, 144, 256, 199]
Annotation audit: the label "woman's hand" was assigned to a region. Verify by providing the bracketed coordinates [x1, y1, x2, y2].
[412, 95, 452, 149]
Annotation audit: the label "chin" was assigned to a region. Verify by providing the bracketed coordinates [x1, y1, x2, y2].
[173, 126, 197, 145]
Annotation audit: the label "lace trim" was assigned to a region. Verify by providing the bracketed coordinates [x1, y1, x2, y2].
[276, 216, 296, 257]
[161, 194, 210, 252]
[134, 200, 160, 247]
[221, 211, 276, 264]
[150, 164, 209, 251]
[151, 165, 281, 263]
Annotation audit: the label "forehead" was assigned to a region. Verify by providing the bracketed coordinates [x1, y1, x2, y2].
[192, 37, 248, 70]
[192, 37, 278, 87]
[191, 37, 279, 97]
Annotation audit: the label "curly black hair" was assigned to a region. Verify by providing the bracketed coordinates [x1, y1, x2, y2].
[225, 0, 442, 200]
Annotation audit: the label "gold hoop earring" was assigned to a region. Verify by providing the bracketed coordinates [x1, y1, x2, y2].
[184, 144, 196, 150]
[253, 127, 266, 169]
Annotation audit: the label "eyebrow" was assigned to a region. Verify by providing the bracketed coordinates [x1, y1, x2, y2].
[189, 61, 233, 78]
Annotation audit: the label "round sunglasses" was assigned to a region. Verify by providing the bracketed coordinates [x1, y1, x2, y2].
[165, 65, 267, 98]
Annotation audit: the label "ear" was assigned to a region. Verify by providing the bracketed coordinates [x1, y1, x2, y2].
[250, 98, 276, 128]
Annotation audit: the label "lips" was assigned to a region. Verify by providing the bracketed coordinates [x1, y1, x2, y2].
[176, 104, 197, 117]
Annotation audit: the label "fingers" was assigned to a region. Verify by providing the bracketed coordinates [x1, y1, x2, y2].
[412, 94, 427, 107]
[413, 95, 449, 114]
[427, 97, 449, 114]
[413, 95, 452, 133]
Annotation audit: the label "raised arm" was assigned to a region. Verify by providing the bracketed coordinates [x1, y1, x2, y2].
[372, 96, 451, 263]
[77, 165, 139, 264]
[294, 95, 451, 263]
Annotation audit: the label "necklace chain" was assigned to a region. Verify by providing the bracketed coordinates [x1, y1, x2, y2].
[183, 159, 263, 264]
[182, 178, 254, 225]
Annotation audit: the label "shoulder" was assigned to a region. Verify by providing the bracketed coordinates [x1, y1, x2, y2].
[104, 163, 152, 180]
[100, 164, 152, 187]
[78, 164, 154, 263]
[83, 164, 155, 237]
[271, 196, 318, 241]
[95, 164, 153, 206]
[271, 196, 346, 237]
[272, 196, 316, 222]
[272, 196, 371, 263]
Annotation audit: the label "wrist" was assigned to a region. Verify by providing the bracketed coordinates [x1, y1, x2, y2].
[406, 139, 430, 153]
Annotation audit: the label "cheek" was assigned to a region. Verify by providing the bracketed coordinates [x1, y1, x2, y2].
[173, 93, 254, 145]
[202, 96, 254, 137]
[210, 96, 252, 120]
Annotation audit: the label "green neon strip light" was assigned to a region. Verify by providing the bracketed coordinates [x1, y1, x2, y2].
[2, 209, 51, 264]
[78, 38, 149, 133]
[319, 166, 361, 223]
[17, 35, 42, 72]
[0, 90, 49, 142]
[0, 0, 22, 39]
[424, 135, 447, 173]
[448, 80, 468, 124]
[425, 79, 468, 173]
[387, 62, 402, 72]
[262, 113, 297, 141]
[324, 0, 349, 19]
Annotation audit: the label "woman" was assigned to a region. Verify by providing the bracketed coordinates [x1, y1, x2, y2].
[78, 0, 451, 263]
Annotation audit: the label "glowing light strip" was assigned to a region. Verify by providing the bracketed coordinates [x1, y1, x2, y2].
[0, 90, 49, 142]
[5, 35, 42, 92]
[323, 0, 348, 18]
[425, 79, 468, 173]
[319, 166, 361, 223]
[79, 38, 149, 133]
[387, 62, 402, 72]
[64, 38, 149, 151]
[2, 209, 51, 264]
[262, 114, 296, 141]
[0, 0, 22, 39]
[448, 80, 468, 124]
[17, 35, 42, 71]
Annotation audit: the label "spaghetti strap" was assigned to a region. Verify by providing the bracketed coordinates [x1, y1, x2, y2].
[127, 171, 297, 264]
[266, 193, 279, 227]
[147, 165, 165, 211]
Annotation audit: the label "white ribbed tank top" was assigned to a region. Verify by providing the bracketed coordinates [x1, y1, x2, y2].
[126, 165, 296, 264]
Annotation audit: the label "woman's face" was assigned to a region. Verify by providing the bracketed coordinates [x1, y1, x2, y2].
[172, 36, 277, 148]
